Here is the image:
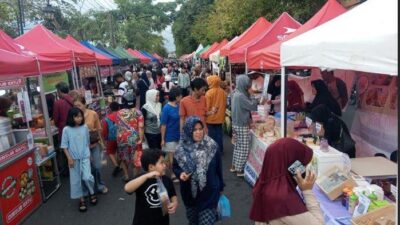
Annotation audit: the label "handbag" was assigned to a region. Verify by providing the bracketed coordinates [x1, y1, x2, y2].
[217, 194, 231, 220]
[333, 126, 355, 157]
[89, 131, 100, 144]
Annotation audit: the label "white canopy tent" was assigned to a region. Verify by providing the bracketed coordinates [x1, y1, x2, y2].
[281, 0, 398, 76]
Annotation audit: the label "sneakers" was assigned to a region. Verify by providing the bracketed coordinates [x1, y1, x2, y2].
[112, 166, 122, 177]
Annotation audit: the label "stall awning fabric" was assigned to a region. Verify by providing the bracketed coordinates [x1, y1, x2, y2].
[0, 29, 72, 75]
[0, 49, 40, 77]
[16, 25, 96, 65]
[248, 0, 346, 70]
[81, 41, 120, 65]
[208, 39, 228, 56]
[65, 35, 112, 66]
[152, 53, 163, 61]
[96, 44, 128, 66]
[140, 50, 158, 62]
[281, 0, 398, 75]
[127, 48, 151, 64]
[234, 12, 301, 65]
[229, 12, 301, 64]
[209, 39, 229, 63]
[220, 17, 272, 57]
[114, 47, 139, 64]
[200, 42, 219, 59]
[196, 45, 210, 57]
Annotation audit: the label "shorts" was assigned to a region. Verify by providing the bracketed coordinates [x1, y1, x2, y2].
[106, 140, 117, 155]
[162, 141, 179, 153]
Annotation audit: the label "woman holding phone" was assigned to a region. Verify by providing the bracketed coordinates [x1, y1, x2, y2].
[173, 116, 224, 225]
[249, 138, 324, 225]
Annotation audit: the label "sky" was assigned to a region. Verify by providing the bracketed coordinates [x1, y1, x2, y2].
[78, 0, 176, 52]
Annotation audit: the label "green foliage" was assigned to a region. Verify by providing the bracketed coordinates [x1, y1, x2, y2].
[172, 0, 214, 56]
[0, 2, 18, 37]
[174, 0, 326, 56]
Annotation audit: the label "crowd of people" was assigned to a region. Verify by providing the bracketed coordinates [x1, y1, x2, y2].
[53, 61, 388, 225]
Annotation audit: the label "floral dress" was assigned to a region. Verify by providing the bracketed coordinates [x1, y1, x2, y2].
[116, 108, 144, 166]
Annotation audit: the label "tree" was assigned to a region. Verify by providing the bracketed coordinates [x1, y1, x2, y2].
[0, 2, 18, 37]
[172, 0, 214, 56]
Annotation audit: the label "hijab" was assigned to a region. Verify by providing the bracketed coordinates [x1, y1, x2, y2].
[236, 75, 251, 97]
[249, 138, 313, 222]
[174, 116, 218, 198]
[310, 79, 342, 116]
[267, 75, 281, 99]
[142, 89, 161, 125]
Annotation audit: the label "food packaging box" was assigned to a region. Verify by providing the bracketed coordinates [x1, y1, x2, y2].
[308, 145, 345, 177]
[316, 166, 356, 201]
[351, 204, 396, 225]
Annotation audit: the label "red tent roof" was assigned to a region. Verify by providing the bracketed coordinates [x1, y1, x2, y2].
[220, 17, 272, 56]
[229, 13, 301, 64]
[248, 0, 346, 69]
[127, 48, 151, 64]
[200, 42, 219, 59]
[152, 53, 163, 61]
[0, 49, 40, 77]
[0, 29, 72, 75]
[208, 39, 229, 57]
[16, 25, 96, 65]
[65, 35, 112, 66]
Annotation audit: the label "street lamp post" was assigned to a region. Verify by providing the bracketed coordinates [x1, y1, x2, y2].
[43, 0, 57, 31]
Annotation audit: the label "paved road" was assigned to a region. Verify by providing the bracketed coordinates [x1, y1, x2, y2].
[23, 135, 254, 225]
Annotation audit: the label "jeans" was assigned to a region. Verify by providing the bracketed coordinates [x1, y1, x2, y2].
[207, 124, 224, 154]
[90, 143, 106, 193]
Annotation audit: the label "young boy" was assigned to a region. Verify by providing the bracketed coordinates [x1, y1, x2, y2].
[125, 149, 178, 225]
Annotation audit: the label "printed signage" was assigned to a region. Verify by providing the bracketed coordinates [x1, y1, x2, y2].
[0, 79, 24, 89]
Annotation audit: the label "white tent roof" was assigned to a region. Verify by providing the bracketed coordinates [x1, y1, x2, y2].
[281, 0, 398, 75]
[209, 50, 220, 63]
[195, 44, 204, 54]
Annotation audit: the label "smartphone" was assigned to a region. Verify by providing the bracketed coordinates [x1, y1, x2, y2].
[288, 160, 306, 177]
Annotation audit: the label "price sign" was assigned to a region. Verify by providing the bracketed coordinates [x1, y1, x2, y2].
[305, 117, 313, 127]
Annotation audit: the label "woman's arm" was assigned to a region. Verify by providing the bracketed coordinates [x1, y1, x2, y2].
[160, 124, 166, 146]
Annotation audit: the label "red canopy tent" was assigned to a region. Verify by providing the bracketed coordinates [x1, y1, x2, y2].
[15, 25, 96, 65]
[0, 49, 40, 77]
[248, 0, 346, 69]
[65, 35, 112, 66]
[220, 17, 272, 57]
[207, 39, 229, 56]
[0, 29, 72, 75]
[200, 42, 219, 59]
[229, 12, 301, 64]
[152, 53, 163, 61]
[127, 48, 151, 64]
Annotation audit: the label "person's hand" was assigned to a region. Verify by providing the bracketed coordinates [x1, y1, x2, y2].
[294, 169, 316, 191]
[180, 172, 191, 181]
[146, 171, 161, 179]
[67, 157, 74, 168]
[167, 201, 178, 214]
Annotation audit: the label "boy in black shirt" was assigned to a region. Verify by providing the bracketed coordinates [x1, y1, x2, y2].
[125, 149, 178, 225]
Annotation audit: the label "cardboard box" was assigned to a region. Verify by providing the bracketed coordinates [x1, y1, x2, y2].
[351, 204, 396, 225]
[316, 166, 356, 201]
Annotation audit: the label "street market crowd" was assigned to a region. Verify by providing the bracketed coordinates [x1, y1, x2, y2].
[53, 61, 397, 225]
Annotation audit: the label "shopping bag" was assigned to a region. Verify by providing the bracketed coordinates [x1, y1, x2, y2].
[217, 194, 231, 220]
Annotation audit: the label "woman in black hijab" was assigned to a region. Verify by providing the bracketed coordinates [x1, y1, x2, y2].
[267, 75, 281, 114]
[307, 79, 342, 116]
[310, 104, 355, 158]
[137, 72, 151, 108]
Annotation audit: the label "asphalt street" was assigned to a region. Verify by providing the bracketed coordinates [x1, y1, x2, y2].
[22, 135, 254, 225]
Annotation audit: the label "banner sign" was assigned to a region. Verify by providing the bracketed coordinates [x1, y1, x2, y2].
[244, 131, 270, 186]
[351, 73, 397, 157]
[0, 79, 24, 89]
[79, 65, 97, 78]
[42, 72, 68, 93]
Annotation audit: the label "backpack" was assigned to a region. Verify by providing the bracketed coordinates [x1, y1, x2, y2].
[105, 118, 117, 141]
[122, 82, 138, 105]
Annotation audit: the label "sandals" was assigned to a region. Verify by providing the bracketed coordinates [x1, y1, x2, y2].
[79, 200, 87, 212]
[236, 171, 245, 177]
[89, 194, 98, 205]
[101, 187, 109, 194]
[229, 166, 236, 173]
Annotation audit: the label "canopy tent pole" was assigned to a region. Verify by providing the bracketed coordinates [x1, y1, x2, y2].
[95, 62, 104, 98]
[280, 66, 287, 137]
[35, 58, 54, 147]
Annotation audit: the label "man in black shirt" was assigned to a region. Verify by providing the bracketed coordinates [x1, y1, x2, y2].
[125, 149, 178, 225]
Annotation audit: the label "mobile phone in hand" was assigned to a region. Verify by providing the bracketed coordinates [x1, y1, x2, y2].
[288, 160, 306, 178]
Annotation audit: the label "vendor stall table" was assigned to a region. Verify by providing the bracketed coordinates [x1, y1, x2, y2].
[350, 157, 397, 179]
[0, 142, 42, 225]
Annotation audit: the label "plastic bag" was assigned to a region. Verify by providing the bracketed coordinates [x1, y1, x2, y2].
[217, 194, 231, 220]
